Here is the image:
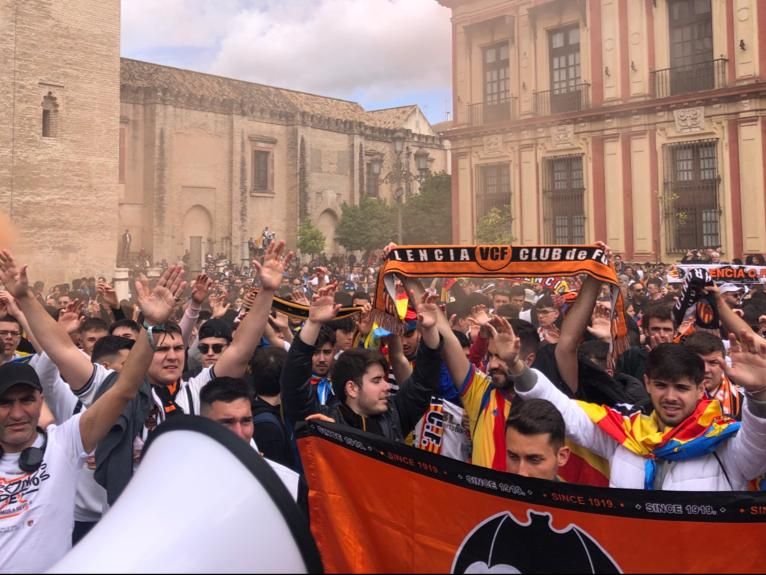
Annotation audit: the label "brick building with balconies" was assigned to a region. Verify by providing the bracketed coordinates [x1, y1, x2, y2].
[439, 0, 766, 261]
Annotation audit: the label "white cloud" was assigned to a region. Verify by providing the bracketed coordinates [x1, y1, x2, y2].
[121, 0, 452, 103]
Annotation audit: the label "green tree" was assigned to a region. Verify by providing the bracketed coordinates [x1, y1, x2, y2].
[297, 221, 326, 256]
[401, 171, 452, 244]
[475, 205, 514, 244]
[336, 197, 396, 252]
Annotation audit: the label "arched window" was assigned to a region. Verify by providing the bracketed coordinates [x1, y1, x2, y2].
[41, 92, 59, 138]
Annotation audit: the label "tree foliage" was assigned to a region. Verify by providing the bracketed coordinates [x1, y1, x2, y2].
[475, 205, 514, 244]
[336, 197, 397, 252]
[297, 221, 326, 256]
[401, 171, 452, 245]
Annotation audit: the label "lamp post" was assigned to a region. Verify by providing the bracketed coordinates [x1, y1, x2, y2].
[383, 131, 419, 243]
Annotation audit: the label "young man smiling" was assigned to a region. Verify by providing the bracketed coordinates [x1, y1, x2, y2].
[496, 317, 766, 490]
[281, 285, 442, 441]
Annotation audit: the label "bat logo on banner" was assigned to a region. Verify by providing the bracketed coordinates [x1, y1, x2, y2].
[451, 510, 621, 574]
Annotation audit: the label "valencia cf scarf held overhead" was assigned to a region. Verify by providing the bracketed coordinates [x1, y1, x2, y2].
[373, 244, 629, 356]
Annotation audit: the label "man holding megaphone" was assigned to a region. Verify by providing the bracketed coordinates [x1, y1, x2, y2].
[0, 252, 186, 572]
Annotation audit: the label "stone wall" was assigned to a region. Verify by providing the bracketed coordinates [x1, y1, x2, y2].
[0, 0, 120, 285]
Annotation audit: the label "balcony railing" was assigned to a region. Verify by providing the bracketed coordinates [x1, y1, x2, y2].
[533, 83, 591, 116]
[651, 58, 727, 99]
[465, 97, 517, 126]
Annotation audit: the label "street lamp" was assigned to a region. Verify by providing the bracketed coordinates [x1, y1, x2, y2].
[383, 132, 429, 243]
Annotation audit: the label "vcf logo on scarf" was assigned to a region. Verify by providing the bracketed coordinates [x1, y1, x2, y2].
[577, 399, 739, 489]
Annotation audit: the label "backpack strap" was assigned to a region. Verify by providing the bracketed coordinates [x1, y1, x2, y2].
[185, 385, 195, 416]
[252, 411, 286, 444]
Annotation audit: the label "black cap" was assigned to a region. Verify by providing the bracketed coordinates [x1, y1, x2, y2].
[0, 362, 43, 396]
[198, 318, 233, 342]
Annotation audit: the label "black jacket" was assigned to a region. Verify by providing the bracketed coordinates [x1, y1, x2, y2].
[281, 336, 442, 442]
[252, 397, 296, 470]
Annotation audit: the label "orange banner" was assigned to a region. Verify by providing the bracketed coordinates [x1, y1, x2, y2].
[298, 422, 766, 574]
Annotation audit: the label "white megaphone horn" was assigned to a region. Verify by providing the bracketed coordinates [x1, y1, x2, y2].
[49, 416, 323, 573]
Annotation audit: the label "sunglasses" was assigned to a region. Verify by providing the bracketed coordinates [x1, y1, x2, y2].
[198, 343, 227, 354]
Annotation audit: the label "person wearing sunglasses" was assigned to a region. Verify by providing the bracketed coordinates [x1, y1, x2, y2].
[197, 318, 232, 369]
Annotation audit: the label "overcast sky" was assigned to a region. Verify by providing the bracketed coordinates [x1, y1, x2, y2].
[121, 0, 453, 125]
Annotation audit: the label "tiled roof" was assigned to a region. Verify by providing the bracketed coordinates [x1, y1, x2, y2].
[367, 105, 418, 129]
[432, 120, 454, 133]
[121, 58, 369, 122]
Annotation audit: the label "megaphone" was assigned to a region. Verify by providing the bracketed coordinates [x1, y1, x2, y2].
[49, 416, 323, 573]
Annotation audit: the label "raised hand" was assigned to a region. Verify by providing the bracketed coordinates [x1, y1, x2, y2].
[0, 290, 21, 319]
[725, 329, 766, 398]
[86, 299, 102, 317]
[135, 265, 186, 326]
[269, 311, 290, 333]
[308, 284, 341, 323]
[486, 316, 522, 368]
[468, 304, 491, 327]
[355, 301, 373, 336]
[210, 294, 230, 319]
[416, 293, 440, 331]
[97, 281, 119, 309]
[291, 288, 310, 307]
[58, 300, 85, 334]
[595, 240, 613, 265]
[541, 325, 561, 345]
[190, 274, 212, 305]
[254, 240, 293, 291]
[382, 242, 398, 259]
[242, 288, 257, 312]
[0, 249, 31, 300]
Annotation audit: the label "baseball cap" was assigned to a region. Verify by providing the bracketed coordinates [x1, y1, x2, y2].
[404, 319, 419, 333]
[718, 283, 742, 294]
[0, 362, 43, 397]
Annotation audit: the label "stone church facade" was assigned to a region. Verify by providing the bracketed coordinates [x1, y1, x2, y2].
[119, 60, 448, 272]
[0, 0, 448, 284]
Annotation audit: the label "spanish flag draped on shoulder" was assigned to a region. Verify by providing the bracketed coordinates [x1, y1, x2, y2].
[578, 399, 740, 490]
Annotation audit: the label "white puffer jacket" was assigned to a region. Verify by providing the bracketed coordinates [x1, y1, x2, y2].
[516, 370, 766, 490]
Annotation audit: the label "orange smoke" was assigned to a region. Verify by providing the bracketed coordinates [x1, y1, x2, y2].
[0, 211, 18, 249]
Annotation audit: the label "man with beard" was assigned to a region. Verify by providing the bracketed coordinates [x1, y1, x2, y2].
[438, 309, 537, 471]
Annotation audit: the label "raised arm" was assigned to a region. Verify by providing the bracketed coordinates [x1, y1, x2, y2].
[707, 285, 766, 345]
[435, 304, 472, 391]
[0, 250, 93, 388]
[213, 241, 293, 378]
[79, 266, 186, 453]
[179, 273, 211, 346]
[721, 329, 766, 482]
[393, 295, 443, 435]
[555, 274, 602, 394]
[487, 317, 617, 460]
[281, 285, 341, 423]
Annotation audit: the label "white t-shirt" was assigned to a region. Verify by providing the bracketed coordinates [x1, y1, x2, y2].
[0, 417, 87, 573]
[29, 353, 108, 523]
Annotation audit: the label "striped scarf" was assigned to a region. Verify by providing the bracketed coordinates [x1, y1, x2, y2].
[707, 374, 741, 419]
[373, 244, 628, 361]
[577, 399, 739, 490]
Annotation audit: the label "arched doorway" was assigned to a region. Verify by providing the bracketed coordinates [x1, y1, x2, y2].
[182, 205, 213, 272]
[316, 209, 338, 254]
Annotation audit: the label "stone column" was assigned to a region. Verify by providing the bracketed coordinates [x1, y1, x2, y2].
[113, 267, 131, 303]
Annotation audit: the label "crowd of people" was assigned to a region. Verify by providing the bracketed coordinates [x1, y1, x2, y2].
[1, 239, 766, 571]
